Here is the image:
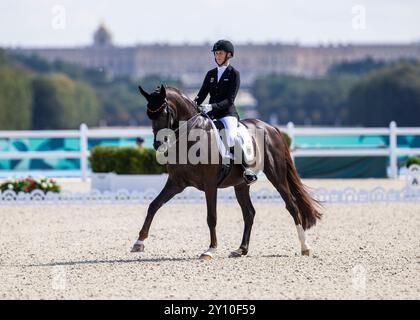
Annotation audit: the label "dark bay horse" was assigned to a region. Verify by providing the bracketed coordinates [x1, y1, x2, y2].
[131, 85, 322, 259]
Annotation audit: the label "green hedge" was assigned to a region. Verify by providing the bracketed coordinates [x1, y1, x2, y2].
[406, 156, 420, 168]
[89, 146, 167, 174]
[89, 134, 292, 174]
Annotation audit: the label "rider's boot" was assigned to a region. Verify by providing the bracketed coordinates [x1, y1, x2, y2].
[230, 145, 258, 185]
[242, 164, 258, 185]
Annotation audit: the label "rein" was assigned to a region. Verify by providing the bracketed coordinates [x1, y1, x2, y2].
[151, 99, 203, 153]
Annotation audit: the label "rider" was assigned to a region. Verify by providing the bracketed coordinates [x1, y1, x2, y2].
[194, 40, 257, 185]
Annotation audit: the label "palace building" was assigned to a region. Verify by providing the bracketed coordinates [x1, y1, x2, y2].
[14, 24, 420, 89]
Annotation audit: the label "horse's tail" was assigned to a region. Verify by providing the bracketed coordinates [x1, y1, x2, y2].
[275, 127, 322, 230]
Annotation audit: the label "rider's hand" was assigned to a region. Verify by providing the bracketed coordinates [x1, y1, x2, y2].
[198, 104, 213, 114]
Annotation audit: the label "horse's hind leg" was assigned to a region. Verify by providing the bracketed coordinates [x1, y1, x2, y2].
[131, 179, 184, 253]
[263, 163, 312, 256]
[230, 184, 256, 258]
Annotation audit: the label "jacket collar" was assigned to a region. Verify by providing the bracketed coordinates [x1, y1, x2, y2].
[212, 64, 232, 73]
[212, 65, 232, 82]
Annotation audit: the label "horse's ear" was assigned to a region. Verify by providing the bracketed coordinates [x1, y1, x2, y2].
[138, 85, 150, 101]
[159, 84, 166, 98]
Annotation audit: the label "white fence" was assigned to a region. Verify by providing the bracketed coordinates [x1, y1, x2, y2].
[1, 165, 419, 205]
[1, 186, 419, 205]
[286, 121, 420, 179]
[1, 122, 420, 181]
[0, 124, 152, 181]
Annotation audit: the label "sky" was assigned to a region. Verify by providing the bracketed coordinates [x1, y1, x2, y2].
[0, 0, 419, 47]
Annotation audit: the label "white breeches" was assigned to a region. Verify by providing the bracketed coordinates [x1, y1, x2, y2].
[219, 116, 238, 148]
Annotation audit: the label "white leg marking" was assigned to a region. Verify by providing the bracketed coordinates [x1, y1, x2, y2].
[202, 247, 216, 257]
[296, 224, 311, 251]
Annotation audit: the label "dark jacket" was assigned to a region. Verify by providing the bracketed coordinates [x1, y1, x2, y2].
[194, 65, 240, 120]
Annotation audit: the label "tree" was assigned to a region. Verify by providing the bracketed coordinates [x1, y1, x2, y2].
[328, 57, 386, 76]
[6, 51, 184, 126]
[0, 65, 33, 130]
[346, 63, 420, 126]
[32, 73, 100, 129]
[252, 74, 357, 125]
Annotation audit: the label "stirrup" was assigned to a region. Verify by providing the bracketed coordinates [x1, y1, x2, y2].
[243, 169, 258, 185]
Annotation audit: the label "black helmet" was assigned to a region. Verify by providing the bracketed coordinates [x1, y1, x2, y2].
[212, 40, 234, 57]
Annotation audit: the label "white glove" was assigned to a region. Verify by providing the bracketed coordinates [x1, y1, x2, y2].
[198, 104, 213, 114]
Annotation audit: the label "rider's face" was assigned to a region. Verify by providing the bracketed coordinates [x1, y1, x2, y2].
[214, 50, 229, 65]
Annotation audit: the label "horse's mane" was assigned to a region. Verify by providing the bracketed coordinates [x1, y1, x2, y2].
[166, 86, 198, 113]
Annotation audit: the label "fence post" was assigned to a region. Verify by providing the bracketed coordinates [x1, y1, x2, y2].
[80, 123, 88, 182]
[287, 121, 295, 163]
[389, 121, 397, 179]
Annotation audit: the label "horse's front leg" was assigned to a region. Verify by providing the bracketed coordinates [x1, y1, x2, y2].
[131, 179, 184, 253]
[230, 184, 255, 258]
[199, 187, 218, 260]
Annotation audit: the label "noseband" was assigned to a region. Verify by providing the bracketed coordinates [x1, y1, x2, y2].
[147, 99, 175, 129]
[147, 98, 169, 115]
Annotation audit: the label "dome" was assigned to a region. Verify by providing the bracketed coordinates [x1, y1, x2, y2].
[93, 23, 113, 47]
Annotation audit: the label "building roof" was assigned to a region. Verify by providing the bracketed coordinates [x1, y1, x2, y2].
[93, 23, 112, 47]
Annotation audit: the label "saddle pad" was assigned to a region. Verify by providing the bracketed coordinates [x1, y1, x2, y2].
[209, 120, 255, 162]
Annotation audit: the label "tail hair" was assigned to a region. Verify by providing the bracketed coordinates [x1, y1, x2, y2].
[275, 127, 322, 230]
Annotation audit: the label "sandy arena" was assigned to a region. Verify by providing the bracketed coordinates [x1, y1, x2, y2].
[0, 179, 419, 299]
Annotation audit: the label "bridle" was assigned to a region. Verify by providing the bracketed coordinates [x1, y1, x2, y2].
[147, 98, 169, 115]
[148, 99, 202, 152]
[147, 98, 175, 130]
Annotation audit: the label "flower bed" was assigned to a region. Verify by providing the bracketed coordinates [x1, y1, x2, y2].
[0, 176, 61, 193]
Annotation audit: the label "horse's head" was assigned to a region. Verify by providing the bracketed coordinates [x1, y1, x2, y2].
[138, 84, 177, 151]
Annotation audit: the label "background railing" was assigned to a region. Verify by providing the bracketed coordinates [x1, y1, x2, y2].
[0, 124, 152, 181]
[286, 121, 420, 179]
[1, 122, 420, 181]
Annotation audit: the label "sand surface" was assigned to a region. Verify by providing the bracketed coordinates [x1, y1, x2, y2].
[0, 178, 419, 299]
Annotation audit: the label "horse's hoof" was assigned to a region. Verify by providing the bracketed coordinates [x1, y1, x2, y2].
[229, 249, 243, 258]
[301, 249, 311, 256]
[199, 254, 213, 261]
[131, 243, 145, 253]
